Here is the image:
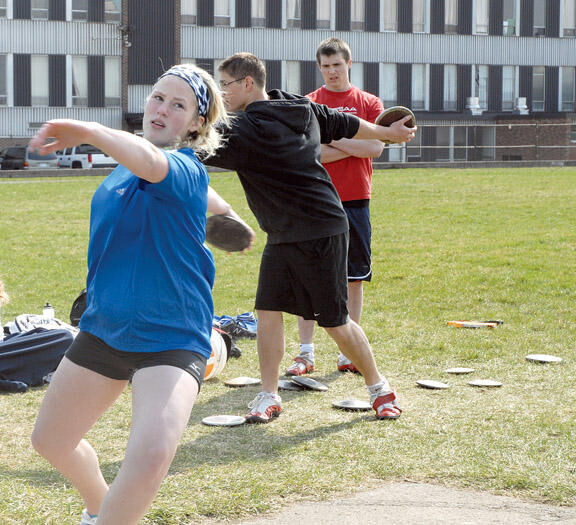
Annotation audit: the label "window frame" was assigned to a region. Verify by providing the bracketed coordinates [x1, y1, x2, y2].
[561, 66, 575, 111]
[251, 0, 265, 27]
[31, 0, 49, 20]
[474, 0, 489, 34]
[286, 0, 301, 29]
[181, 0, 197, 26]
[350, 0, 365, 31]
[444, 0, 458, 34]
[381, 0, 397, 32]
[443, 64, 457, 111]
[532, 66, 545, 112]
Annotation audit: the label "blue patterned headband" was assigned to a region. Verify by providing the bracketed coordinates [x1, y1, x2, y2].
[159, 66, 210, 117]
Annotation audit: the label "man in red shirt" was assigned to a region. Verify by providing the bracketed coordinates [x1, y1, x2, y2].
[287, 38, 386, 377]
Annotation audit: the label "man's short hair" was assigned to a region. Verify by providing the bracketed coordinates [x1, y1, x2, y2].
[219, 53, 266, 89]
[315, 37, 352, 64]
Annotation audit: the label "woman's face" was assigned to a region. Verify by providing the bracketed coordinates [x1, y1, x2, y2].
[143, 75, 204, 147]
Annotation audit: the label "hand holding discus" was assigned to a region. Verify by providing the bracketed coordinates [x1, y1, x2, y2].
[374, 106, 417, 144]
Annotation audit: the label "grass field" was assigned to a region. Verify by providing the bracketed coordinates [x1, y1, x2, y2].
[0, 167, 575, 524]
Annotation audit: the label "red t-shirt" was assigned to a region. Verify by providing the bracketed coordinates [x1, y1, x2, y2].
[307, 85, 384, 201]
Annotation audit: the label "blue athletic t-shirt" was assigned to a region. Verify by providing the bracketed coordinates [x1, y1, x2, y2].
[79, 148, 215, 358]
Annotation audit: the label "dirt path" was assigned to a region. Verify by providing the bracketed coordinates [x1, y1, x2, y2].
[207, 482, 576, 525]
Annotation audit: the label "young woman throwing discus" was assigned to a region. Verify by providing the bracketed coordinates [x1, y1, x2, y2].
[29, 64, 244, 525]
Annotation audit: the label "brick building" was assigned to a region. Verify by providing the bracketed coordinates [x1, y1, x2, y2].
[1, 0, 575, 163]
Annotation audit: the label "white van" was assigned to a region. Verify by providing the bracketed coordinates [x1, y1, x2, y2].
[58, 144, 117, 169]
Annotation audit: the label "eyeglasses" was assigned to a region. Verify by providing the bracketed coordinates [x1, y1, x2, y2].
[219, 77, 246, 89]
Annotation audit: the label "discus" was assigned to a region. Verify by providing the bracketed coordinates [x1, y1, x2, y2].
[332, 399, 372, 412]
[416, 379, 450, 390]
[445, 367, 475, 375]
[468, 379, 503, 388]
[206, 214, 252, 252]
[290, 376, 329, 392]
[525, 354, 562, 364]
[374, 106, 416, 144]
[201, 415, 246, 427]
[224, 376, 261, 387]
[278, 379, 305, 391]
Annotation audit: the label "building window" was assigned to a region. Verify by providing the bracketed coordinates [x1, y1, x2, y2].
[181, 0, 197, 25]
[478, 126, 495, 160]
[502, 66, 516, 110]
[0, 0, 6, 18]
[105, 56, 120, 107]
[0, 55, 6, 105]
[475, 0, 489, 34]
[474, 65, 488, 109]
[381, 0, 396, 31]
[503, 0, 516, 35]
[351, 0, 365, 31]
[412, 64, 427, 110]
[413, 0, 429, 33]
[105, 1, 121, 23]
[286, 61, 300, 93]
[381, 63, 396, 108]
[407, 131, 422, 160]
[317, 0, 330, 29]
[445, 0, 458, 34]
[561, 67, 575, 111]
[31, 55, 49, 106]
[31, 0, 49, 20]
[72, 56, 88, 106]
[72, 0, 88, 21]
[532, 66, 545, 111]
[286, 0, 301, 28]
[533, 0, 545, 36]
[444, 65, 457, 110]
[563, 0, 576, 36]
[251, 0, 265, 27]
[214, 0, 230, 26]
[350, 62, 364, 90]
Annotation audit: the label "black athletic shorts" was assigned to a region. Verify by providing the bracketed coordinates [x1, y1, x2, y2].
[255, 232, 349, 327]
[343, 200, 372, 282]
[66, 331, 207, 389]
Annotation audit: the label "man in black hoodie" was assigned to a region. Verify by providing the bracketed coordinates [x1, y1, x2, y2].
[206, 53, 416, 423]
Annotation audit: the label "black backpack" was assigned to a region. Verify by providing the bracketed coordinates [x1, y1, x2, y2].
[70, 289, 87, 327]
[0, 328, 73, 388]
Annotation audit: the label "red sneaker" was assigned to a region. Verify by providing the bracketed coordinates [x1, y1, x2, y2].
[337, 355, 361, 374]
[245, 392, 283, 424]
[285, 356, 315, 376]
[372, 391, 402, 420]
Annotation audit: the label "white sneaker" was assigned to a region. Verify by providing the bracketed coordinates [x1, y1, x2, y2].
[80, 509, 98, 525]
[245, 391, 282, 424]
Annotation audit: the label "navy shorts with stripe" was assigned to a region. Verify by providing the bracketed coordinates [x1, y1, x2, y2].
[344, 202, 372, 282]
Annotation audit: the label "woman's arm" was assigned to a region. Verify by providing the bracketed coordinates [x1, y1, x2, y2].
[29, 120, 169, 183]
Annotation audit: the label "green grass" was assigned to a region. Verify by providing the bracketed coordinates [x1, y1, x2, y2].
[0, 168, 575, 524]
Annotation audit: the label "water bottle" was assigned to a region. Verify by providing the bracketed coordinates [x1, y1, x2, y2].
[43, 302, 55, 320]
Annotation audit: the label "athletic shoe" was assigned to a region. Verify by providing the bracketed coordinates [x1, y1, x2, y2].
[80, 509, 98, 525]
[245, 392, 282, 424]
[371, 391, 402, 420]
[337, 355, 361, 374]
[285, 355, 315, 376]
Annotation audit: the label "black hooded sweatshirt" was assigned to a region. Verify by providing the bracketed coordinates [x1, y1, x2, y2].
[206, 90, 361, 244]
